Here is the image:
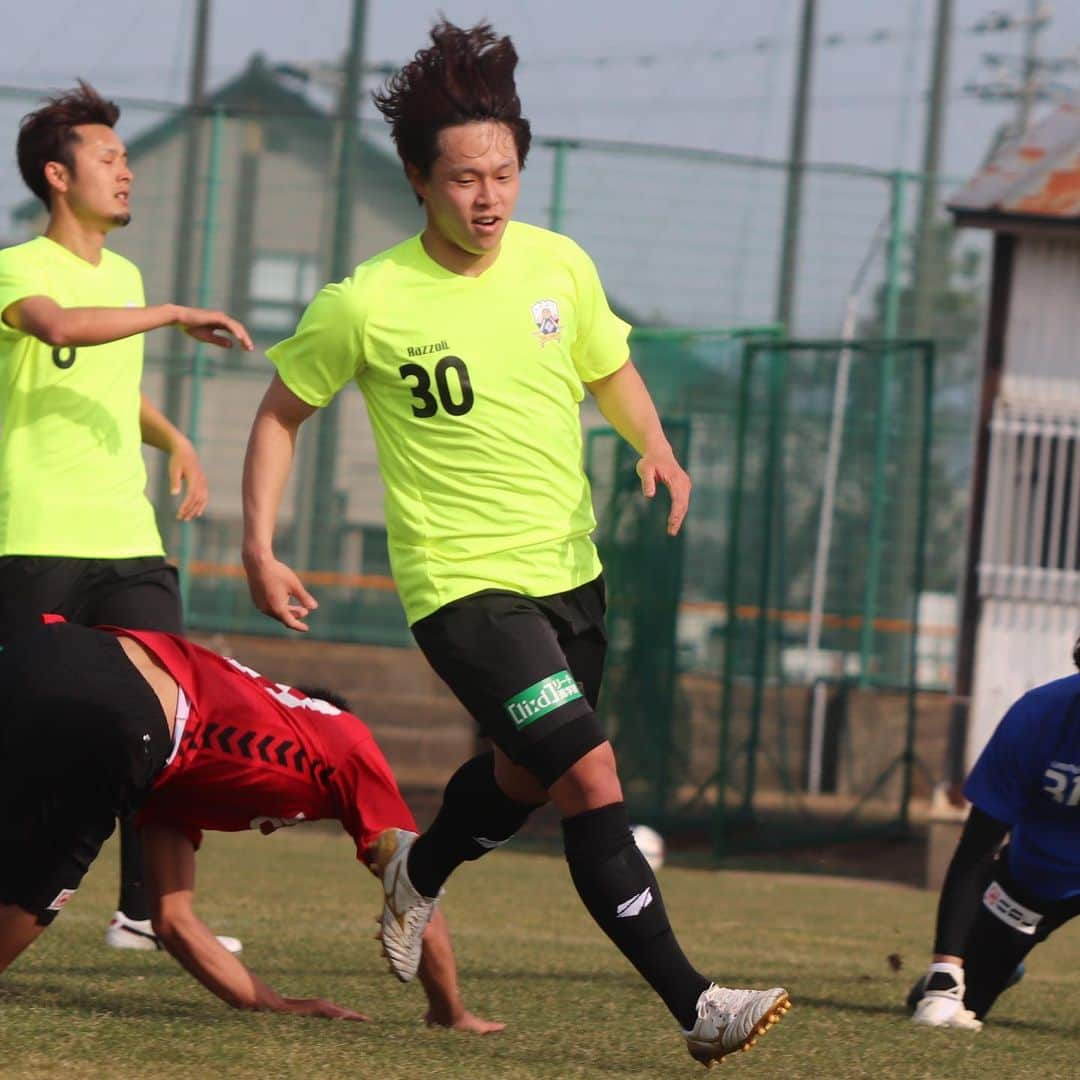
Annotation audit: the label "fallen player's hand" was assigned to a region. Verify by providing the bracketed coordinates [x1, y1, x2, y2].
[424, 1008, 505, 1034]
[282, 996, 369, 1021]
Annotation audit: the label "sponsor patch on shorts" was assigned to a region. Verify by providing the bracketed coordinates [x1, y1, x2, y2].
[503, 670, 583, 730]
[983, 880, 1042, 935]
[46, 888, 76, 913]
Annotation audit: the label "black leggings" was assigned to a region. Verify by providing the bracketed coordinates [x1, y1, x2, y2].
[963, 854, 1080, 1019]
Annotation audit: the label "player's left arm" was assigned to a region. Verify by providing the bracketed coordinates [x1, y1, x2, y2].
[931, 805, 1011, 962]
[142, 823, 366, 1020]
[585, 360, 691, 536]
[416, 909, 505, 1034]
[139, 394, 208, 521]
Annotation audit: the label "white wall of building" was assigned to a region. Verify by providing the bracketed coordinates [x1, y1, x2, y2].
[968, 233, 1080, 767]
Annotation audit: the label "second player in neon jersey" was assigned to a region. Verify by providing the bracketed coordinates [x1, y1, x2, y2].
[241, 20, 789, 1066]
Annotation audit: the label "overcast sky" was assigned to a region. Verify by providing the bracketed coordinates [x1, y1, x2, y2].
[2, 0, 1077, 228]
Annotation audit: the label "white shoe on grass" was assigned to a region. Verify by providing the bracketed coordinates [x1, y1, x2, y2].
[371, 829, 440, 983]
[105, 910, 243, 954]
[683, 982, 791, 1067]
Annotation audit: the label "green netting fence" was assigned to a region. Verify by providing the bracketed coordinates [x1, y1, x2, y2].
[588, 337, 939, 849]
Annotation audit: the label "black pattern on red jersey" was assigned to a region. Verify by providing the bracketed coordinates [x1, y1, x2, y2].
[183, 723, 335, 789]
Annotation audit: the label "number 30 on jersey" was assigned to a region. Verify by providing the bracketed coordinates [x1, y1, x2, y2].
[399, 355, 474, 418]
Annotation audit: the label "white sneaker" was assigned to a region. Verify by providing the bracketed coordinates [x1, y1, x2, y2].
[683, 983, 791, 1066]
[911, 963, 982, 1030]
[371, 829, 440, 983]
[105, 911, 160, 951]
[105, 910, 243, 954]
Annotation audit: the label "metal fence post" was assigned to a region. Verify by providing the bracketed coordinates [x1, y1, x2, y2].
[883, 171, 908, 341]
[549, 139, 569, 234]
[901, 341, 935, 827]
[858, 171, 908, 683]
[715, 343, 755, 850]
[178, 105, 225, 613]
[743, 346, 786, 815]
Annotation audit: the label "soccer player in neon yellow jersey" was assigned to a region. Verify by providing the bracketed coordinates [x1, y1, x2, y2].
[0, 82, 252, 952]
[242, 22, 790, 1066]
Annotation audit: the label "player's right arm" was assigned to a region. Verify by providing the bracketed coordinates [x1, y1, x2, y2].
[417, 909, 505, 1034]
[930, 805, 1010, 962]
[241, 373, 320, 631]
[911, 700, 1029, 1027]
[242, 278, 364, 631]
[2, 295, 253, 350]
[142, 823, 366, 1020]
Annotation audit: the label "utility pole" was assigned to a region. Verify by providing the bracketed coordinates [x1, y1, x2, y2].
[912, 0, 953, 339]
[157, 0, 211, 546]
[295, 0, 369, 572]
[1017, 0, 1043, 133]
[964, 5, 1059, 154]
[774, 0, 817, 333]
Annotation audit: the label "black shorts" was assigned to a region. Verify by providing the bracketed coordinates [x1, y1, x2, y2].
[0, 622, 172, 923]
[411, 576, 608, 787]
[0, 555, 182, 644]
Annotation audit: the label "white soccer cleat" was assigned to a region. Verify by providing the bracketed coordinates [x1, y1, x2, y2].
[105, 910, 243, 954]
[683, 982, 791, 1067]
[105, 911, 160, 951]
[371, 828, 440, 983]
[911, 962, 981, 1030]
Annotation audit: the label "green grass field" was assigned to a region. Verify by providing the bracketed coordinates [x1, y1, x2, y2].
[1, 828, 1078, 1079]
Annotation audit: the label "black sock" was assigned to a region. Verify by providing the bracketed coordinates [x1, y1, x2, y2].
[407, 752, 540, 898]
[563, 802, 709, 1029]
[117, 812, 149, 921]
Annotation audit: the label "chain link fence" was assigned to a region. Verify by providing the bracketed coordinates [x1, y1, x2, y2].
[1, 76, 989, 841]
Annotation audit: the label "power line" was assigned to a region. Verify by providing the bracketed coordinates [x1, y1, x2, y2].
[274, 12, 1062, 82]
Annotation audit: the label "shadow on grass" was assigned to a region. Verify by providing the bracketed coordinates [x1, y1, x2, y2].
[0, 979, 219, 1021]
[791, 992, 1057, 1033]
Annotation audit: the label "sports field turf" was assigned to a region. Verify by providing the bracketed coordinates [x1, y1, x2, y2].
[1, 827, 1077, 1079]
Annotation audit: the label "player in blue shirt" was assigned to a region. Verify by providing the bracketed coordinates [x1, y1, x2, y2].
[909, 643, 1080, 1029]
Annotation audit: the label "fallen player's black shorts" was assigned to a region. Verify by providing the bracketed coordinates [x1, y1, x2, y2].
[0, 622, 172, 924]
[411, 575, 608, 787]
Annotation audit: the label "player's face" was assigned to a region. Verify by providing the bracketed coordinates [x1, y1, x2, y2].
[412, 121, 521, 271]
[52, 124, 133, 228]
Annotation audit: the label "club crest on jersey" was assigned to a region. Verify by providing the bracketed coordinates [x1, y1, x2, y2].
[531, 299, 561, 345]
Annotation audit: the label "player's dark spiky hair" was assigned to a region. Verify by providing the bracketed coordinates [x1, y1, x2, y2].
[1073, 637, 1080, 671]
[293, 686, 352, 713]
[372, 19, 531, 187]
[17, 80, 121, 209]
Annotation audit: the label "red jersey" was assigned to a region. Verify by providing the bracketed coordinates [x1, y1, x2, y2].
[115, 629, 416, 861]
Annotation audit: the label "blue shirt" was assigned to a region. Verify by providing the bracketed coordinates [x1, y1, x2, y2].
[965, 673, 1080, 901]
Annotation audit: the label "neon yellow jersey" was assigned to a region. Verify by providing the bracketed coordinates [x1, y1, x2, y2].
[268, 222, 630, 624]
[0, 236, 163, 557]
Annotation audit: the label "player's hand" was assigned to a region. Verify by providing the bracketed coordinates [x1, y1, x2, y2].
[636, 449, 691, 536]
[175, 306, 254, 351]
[424, 1008, 506, 1035]
[911, 993, 982, 1030]
[910, 963, 982, 1030]
[281, 996, 369, 1021]
[169, 437, 208, 520]
[243, 552, 319, 632]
